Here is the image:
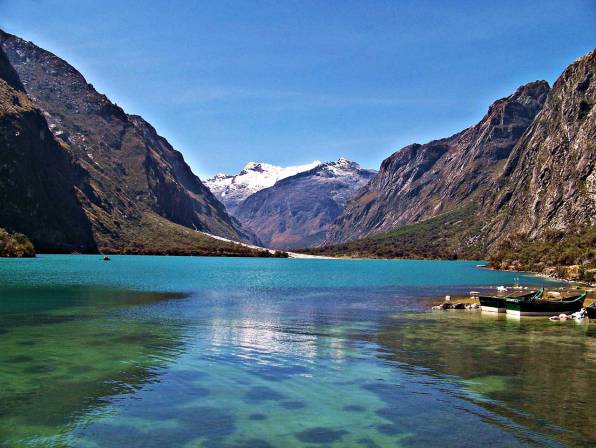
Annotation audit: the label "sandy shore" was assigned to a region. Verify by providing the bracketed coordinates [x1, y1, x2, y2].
[198, 231, 333, 259]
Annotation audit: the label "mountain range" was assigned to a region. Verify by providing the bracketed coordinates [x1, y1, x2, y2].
[324, 80, 550, 244]
[0, 27, 593, 278]
[205, 160, 321, 213]
[232, 158, 375, 248]
[307, 50, 595, 279]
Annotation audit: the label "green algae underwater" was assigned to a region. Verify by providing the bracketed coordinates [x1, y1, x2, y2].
[0, 255, 594, 447]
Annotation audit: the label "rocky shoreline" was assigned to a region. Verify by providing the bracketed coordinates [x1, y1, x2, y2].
[485, 264, 595, 287]
[429, 287, 596, 312]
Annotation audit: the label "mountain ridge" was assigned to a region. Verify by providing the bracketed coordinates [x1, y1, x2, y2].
[205, 160, 321, 213]
[324, 80, 550, 244]
[483, 50, 595, 247]
[234, 158, 376, 249]
[305, 49, 595, 279]
[0, 29, 270, 255]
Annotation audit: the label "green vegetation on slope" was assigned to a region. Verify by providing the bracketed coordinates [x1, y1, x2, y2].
[302, 206, 485, 260]
[98, 213, 287, 257]
[0, 228, 35, 257]
[302, 210, 595, 282]
[488, 226, 596, 282]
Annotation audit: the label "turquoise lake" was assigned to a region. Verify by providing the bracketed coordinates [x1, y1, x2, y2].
[0, 255, 594, 447]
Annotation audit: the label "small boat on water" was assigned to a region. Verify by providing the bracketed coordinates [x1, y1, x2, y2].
[506, 291, 587, 317]
[479, 289, 542, 313]
[103, 255, 110, 261]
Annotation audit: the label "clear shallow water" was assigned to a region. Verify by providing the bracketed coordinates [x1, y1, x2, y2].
[0, 255, 593, 447]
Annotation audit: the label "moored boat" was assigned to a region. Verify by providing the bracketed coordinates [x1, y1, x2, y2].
[506, 291, 587, 316]
[479, 289, 542, 313]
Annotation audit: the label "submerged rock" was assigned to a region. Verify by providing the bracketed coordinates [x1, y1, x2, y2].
[571, 309, 588, 320]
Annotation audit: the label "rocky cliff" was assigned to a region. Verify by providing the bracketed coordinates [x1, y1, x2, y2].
[0, 29, 257, 253]
[235, 158, 376, 249]
[0, 46, 96, 252]
[309, 50, 595, 278]
[484, 50, 595, 246]
[325, 81, 550, 244]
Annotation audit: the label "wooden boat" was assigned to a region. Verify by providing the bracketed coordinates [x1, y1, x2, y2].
[506, 291, 586, 316]
[585, 302, 596, 319]
[479, 289, 542, 313]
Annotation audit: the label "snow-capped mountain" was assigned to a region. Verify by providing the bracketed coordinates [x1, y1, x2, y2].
[205, 160, 321, 212]
[233, 158, 376, 249]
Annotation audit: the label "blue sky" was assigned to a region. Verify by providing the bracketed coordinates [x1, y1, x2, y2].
[1, 1, 594, 178]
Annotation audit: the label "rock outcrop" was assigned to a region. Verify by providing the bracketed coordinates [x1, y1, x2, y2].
[484, 50, 595, 246]
[0, 227, 35, 257]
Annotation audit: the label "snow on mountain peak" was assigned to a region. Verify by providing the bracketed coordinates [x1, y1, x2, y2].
[320, 157, 361, 176]
[205, 160, 321, 212]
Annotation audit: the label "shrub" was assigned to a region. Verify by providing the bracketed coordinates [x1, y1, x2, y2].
[0, 228, 35, 257]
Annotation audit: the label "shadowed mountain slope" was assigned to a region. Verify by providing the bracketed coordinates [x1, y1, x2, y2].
[0, 29, 262, 254]
[0, 46, 96, 252]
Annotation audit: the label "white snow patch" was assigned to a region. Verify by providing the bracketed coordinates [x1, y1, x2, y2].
[204, 160, 321, 209]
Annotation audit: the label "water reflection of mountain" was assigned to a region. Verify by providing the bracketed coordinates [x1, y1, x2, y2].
[373, 313, 596, 446]
[0, 287, 185, 446]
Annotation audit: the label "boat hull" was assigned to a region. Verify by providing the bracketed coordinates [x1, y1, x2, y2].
[479, 296, 507, 313]
[479, 290, 539, 313]
[506, 294, 586, 316]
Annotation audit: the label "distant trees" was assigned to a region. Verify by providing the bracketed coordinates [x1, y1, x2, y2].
[301, 206, 484, 261]
[488, 226, 595, 282]
[301, 213, 595, 282]
[0, 228, 35, 257]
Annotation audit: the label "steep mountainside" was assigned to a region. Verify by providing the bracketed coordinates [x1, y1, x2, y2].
[325, 81, 550, 244]
[205, 160, 320, 213]
[484, 50, 595, 247]
[1, 29, 257, 253]
[0, 46, 96, 252]
[307, 50, 595, 279]
[235, 158, 376, 249]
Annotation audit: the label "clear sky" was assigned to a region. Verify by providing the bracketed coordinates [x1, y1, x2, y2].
[1, 1, 594, 178]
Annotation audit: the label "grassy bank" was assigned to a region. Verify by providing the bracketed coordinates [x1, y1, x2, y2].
[301, 214, 594, 283]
